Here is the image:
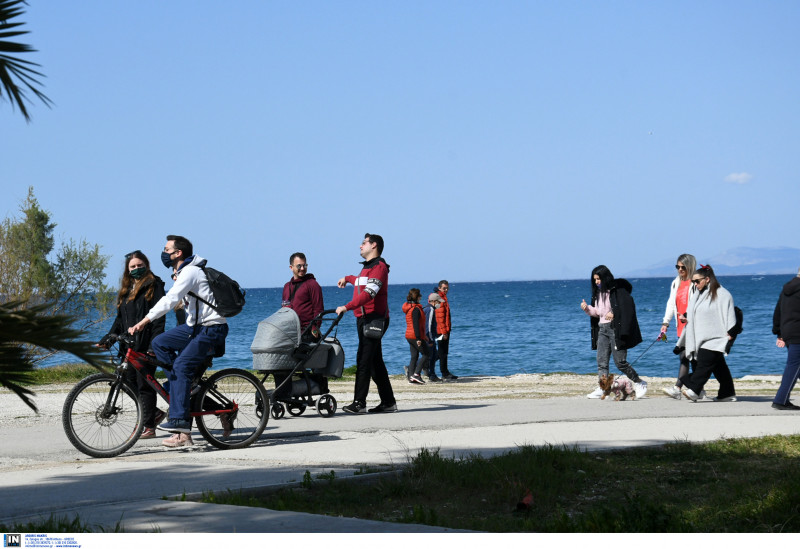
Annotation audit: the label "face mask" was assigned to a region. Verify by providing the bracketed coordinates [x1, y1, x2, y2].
[129, 267, 147, 279]
[161, 251, 174, 269]
[595, 282, 601, 288]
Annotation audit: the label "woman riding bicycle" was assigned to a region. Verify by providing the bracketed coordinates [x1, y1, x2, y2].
[99, 250, 166, 439]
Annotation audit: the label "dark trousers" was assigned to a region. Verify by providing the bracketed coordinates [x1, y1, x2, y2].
[353, 315, 395, 406]
[124, 361, 159, 428]
[151, 322, 228, 421]
[438, 336, 451, 376]
[673, 349, 692, 388]
[680, 347, 735, 399]
[407, 338, 428, 377]
[424, 340, 439, 377]
[774, 343, 800, 405]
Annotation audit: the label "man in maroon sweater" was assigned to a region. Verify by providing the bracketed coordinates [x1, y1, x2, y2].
[336, 233, 397, 414]
[282, 252, 324, 340]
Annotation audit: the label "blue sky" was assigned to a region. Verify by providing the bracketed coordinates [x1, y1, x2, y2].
[3, 1, 798, 288]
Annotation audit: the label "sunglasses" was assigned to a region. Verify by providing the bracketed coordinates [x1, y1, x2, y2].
[675, 265, 687, 270]
[691, 278, 706, 284]
[125, 250, 142, 259]
[294, 264, 308, 269]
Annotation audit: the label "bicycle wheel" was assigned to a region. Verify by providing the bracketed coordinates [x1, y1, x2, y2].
[193, 369, 269, 450]
[62, 373, 143, 458]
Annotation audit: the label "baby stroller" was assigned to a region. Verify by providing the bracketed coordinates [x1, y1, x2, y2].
[251, 308, 345, 418]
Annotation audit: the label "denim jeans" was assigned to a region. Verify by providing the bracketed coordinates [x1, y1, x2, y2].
[151, 322, 228, 421]
[596, 323, 640, 382]
[774, 343, 800, 405]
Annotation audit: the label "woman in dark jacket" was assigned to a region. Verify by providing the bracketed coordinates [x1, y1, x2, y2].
[772, 269, 800, 410]
[580, 265, 646, 398]
[100, 250, 166, 438]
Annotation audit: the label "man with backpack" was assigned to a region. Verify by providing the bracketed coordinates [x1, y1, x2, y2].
[129, 235, 230, 448]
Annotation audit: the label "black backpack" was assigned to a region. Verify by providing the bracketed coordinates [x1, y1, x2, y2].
[188, 265, 246, 318]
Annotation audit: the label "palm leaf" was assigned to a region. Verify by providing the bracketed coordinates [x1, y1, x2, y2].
[0, 0, 52, 121]
[0, 300, 111, 412]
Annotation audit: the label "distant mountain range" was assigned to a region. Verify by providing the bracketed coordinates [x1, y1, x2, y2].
[627, 247, 800, 278]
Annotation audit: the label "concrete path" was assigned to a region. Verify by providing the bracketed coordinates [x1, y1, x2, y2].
[1, 387, 798, 532]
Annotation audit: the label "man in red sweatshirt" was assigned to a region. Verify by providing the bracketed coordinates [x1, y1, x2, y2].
[336, 233, 397, 414]
[281, 252, 324, 340]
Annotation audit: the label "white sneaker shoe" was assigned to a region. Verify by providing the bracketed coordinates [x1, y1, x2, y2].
[699, 390, 707, 400]
[662, 385, 681, 400]
[715, 396, 737, 402]
[634, 380, 648, 399]
[681, 388, 699, 402]
[587, 387, 604, 399]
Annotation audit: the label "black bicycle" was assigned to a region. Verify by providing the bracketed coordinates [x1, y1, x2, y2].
[62, 334, 269, 458]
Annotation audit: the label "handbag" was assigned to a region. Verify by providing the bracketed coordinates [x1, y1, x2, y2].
[362, 316, 386, 339]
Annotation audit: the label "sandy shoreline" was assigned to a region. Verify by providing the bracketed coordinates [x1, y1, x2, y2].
[2, 372, 783, 430]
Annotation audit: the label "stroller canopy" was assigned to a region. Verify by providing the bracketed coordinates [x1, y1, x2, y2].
[251, 308, 302, 370]
[251, 308, 301, 354]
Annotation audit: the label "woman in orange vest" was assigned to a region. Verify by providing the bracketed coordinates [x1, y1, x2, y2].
[402, 288, 428, 384]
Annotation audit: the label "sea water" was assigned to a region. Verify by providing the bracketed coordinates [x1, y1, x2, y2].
[76, 274, 792, 379]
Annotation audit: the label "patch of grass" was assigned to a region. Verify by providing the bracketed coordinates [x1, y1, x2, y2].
[25, 363, 106, 385]
[201, 436, 800, 532]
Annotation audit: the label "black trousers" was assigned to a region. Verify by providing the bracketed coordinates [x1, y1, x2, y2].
[438, 337, 451, 376]
[680, 348, 735, 399]
[353, 315, 395, 406]
[124, 361, 159, 428]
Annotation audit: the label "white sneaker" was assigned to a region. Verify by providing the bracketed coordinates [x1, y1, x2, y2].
[634, 380, 647, 399]
[587, 387, 604, 399]
[681, 388, 699, 402]
[662, 385, 681, 400]
[699, 390, 708, 400]
[715, 396, 737, 402]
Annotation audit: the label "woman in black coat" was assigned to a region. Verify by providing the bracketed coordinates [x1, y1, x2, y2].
[100, 250, 166, 438]
[580, 265, 646, 398]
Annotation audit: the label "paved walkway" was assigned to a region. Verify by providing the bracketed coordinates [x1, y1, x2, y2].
[1, 386, 798, 532]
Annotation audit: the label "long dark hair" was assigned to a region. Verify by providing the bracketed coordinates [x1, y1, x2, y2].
[590, 265, 615, 302]
[117, 251, 157, 307]
[695, 264, 721, 301]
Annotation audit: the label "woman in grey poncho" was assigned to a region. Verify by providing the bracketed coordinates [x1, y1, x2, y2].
[677, 265, 737, 402]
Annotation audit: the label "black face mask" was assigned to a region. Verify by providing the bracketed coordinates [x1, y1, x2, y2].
[129, 267, 147, 279]
[161, 251, 174, 269]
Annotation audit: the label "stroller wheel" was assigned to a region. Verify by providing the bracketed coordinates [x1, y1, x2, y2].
[287, 403, 306, 417]
[255, 391, 265, 419]
[270, 403, 285, 420]
[316, 394, 337, 417]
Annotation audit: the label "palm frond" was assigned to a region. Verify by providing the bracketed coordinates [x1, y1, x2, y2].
[0, 300, 112, 412]
[0, 0, 51, 121]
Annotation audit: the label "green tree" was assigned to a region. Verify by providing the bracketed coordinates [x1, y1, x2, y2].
[0, 0, 51, 121]
[0, 187, 113, 359]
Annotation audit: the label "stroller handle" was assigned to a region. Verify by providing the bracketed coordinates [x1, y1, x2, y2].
[300, 309, 345, 340]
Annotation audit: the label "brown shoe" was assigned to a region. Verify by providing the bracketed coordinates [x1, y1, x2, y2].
[162, 433, 193, 448]
[140, 427, 157, 439]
